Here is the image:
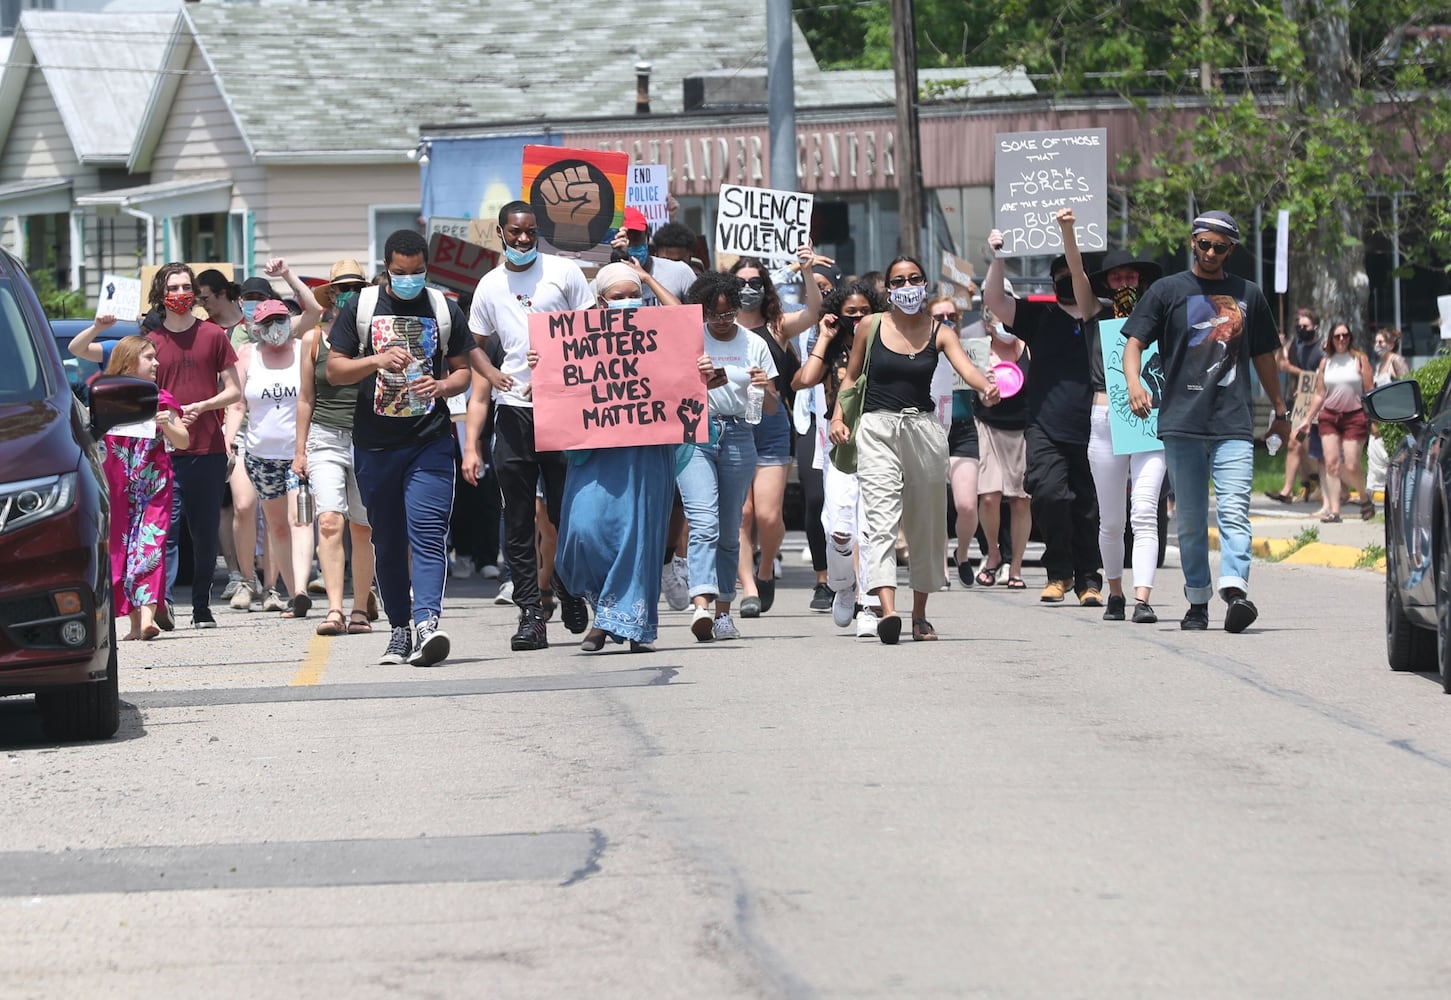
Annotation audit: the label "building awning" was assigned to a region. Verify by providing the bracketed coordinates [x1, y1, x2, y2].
[0, 177, 73, 216]
[76, 175, 232, 217]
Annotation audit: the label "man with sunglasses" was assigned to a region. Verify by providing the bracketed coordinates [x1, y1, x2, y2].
[1122, 210, 1290, 633]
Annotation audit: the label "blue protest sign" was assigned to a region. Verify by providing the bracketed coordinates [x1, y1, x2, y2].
[1098, 317, 1164, 455]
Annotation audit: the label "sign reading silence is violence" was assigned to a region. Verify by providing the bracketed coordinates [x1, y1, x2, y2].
[529, 304, 708, 452]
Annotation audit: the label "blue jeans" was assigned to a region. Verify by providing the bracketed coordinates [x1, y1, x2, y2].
[354, 434, 455, 628]
[165, 452, 227, 612]
[1163, 435, 1253, 605]
[675, 418, 757, 603]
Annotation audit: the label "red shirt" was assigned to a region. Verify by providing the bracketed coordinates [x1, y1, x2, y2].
[148, 318, 238, 456]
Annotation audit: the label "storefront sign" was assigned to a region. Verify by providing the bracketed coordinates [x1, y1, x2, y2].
[529, 304, 707, 451]
[993, 128, 1108, 257]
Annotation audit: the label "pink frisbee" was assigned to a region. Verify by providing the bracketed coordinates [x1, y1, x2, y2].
[991, 361, 1024, 398]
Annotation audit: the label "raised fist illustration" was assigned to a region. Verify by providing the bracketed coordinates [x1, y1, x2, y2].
[677, 397, 706, 443]
[536, 164, 602, 250]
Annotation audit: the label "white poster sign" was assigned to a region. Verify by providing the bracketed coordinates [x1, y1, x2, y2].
[97, 274, 142, 321]
[1274, 209, 1290, 294]
[627, 165, 670, 235]
[714, 184, 814, 265]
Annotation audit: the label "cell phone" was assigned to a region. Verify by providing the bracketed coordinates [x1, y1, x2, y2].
[1295, 428, 1308, 442]
[713, 367, 726, 381]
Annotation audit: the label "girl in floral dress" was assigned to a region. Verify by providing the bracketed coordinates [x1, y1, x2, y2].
[101, 336, 189, 639]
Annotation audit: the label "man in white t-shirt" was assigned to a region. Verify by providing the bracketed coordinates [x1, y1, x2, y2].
[469, 200, 595, 651]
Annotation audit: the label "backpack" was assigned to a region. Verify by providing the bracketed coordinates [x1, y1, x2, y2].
[354, 285, 452, 361]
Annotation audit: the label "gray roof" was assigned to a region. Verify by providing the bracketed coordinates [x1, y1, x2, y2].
[13, 10, 176, 162]
[184, 0, 1033, 159]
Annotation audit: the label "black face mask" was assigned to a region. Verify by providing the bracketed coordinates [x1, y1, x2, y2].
[837, 313, 862, 335]
[1054, 274, 1074, 302]
[1297, 326, 1317, 342]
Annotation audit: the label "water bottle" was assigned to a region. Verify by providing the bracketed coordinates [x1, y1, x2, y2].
[403, 358, 427, 401]
[295, 478, 314, 526]
[1266, 433, 1283, 457]
[745, 383, 765, 424]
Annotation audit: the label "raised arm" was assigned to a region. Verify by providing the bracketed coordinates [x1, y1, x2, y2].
[983, 229, 1018, 330]
[67, 315, 116, 364]
[263, 258, 324, 336]
[1056, 208, 1100, 321]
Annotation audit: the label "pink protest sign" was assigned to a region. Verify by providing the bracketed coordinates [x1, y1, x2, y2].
[529, 304, 707, 451]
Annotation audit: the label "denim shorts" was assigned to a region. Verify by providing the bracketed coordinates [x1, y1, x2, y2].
[752, 408, 793, 467]
[244, 452, 299, 501]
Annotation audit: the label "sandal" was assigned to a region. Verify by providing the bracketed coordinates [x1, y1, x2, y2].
[281, 593, 312, 619]
[1360, 498, 1376, 521]
[1263, 490, 1292, 503]
[316, 609, 346, 636]
[975, 563, 1002, 587]
[911, 618, 938, 641]
[347, 610, 373, 635]
[540, 588, 557, 622]
[1005, 577, 1027, 590]
[1320, 513, 1342, 523]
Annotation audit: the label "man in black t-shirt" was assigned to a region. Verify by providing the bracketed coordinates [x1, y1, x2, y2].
[1122, 211, 1290, 634]
[984, 227, 1104, 606]
[327, 229, 474, 666]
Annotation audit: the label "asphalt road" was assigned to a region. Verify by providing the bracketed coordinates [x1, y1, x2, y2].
[3, 545, 1448, 999]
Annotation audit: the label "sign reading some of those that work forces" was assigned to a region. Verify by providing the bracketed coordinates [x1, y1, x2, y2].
[714, 184, 814, 265]
[993, 128, 1108, 257]
[529, 304, 707, 451]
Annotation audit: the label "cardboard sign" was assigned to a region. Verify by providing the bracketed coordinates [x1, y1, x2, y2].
[1098, 317, 1165, 455]
[1290, 370, 1316, 429]
[993, 128, 1108, 257]
[427, 217, 476, 242]
[522, 145, 629, 263]
[529, 304, 707, 451]
[952, 333, 993, 391]
[714, 184, 814, 265]
[426, 232, 498, 293]
[627, 165, 670, 235]
[97, 274, 142, 321]
[941, 251, 976, 288]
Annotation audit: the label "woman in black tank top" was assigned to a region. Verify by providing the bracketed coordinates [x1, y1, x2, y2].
[827, 255, 1001, 644]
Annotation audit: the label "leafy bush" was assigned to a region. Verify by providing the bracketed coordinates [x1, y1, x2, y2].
[31, 266, 86, 319]
[1382, 354, 1451, 455]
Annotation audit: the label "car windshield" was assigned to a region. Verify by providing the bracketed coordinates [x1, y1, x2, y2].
[0, 284, 44, 403]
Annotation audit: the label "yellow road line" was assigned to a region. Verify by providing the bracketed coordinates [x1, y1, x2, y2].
[289, 633, 332, 686]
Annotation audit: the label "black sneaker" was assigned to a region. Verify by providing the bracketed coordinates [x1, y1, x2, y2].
[1181, 604, 1210, 631]
[1132, 601, 1158, 624]
[556, 583, 589, 635]
[409, 614, 450, 666]
[1103, 594, 1126, 621]
[957, 559, 975, 587]
[511, 609, 549, 651]
[755, 577, 775, 614]
[192, 606, 217, 629]
[809, 582, 833, 612]
[1222, 590, 1259, 634]
[379, 625, 412, 664]
[156, 600, 175, 632]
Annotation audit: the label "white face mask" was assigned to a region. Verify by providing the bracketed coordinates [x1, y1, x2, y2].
[993, 328, 1016, 344]
[258, 319, 290, 346]
[889, 285, 926, 314]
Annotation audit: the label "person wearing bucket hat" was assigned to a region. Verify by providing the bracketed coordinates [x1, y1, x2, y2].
[1122, 209, 1290, 634]
[313, 258, 368, 311]
[984, 209, 1105, 609]
[609, 206, 695, 307]
[1069, 244, 1169, 624]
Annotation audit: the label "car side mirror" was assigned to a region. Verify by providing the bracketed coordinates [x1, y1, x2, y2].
[1362, 379, 1422, 424]
[89, 375, 158, 435]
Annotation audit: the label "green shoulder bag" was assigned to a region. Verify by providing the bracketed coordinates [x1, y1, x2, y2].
[828, 314, 881, 475]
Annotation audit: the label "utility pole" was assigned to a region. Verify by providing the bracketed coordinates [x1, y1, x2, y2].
[891, 0, 924, 259]
[766, 0, 796, 193]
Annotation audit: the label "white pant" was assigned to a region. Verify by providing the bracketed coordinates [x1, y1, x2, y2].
[822, 450, 870, 602]
[1087, 404, 1165, 591]
[1365, 434, 1388, 494]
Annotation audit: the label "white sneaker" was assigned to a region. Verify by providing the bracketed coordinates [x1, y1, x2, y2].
[772, 556, 783, 580]
[229, 580, 258, 611]
[712, 612, 742, 640]
[260, 588, 287, 613]
[691, 605, 715, 642]
[662, 559, 690, 611]
[855, 608, 879, 638]
[798, 545, 812, 564]
[481, 563, 501, 580]
[832, 588, 856, 628]
[220, 571, 244, 600]
[449, 553, 475, 579]
[494, 580, 515, 605]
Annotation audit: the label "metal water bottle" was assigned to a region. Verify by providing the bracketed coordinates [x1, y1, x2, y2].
[295, 478, 315, 526]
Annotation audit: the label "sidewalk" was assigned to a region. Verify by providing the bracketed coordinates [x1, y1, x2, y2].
[1207, 492, 1386, 573]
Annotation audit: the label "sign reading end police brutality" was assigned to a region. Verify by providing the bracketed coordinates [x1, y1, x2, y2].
[529, 304, 708, 452]
[715, 184, 814, 264]
[993, 128, 1108, 257]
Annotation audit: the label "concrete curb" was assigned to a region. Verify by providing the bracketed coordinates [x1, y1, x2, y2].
[1208, 523, 1384, 574]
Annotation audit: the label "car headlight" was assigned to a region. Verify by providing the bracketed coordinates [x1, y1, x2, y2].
[0, 472, 76, 534]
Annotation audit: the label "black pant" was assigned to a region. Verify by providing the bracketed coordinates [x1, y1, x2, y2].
[795, 421, 827, 573]
[492, 405, 567, 612]
[166, 452, 228, 612]
[450, 436, 501, 568]
[1024, 425, 1102, 591]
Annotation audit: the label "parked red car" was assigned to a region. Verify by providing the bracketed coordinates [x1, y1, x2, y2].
[0, 251, 157, 740]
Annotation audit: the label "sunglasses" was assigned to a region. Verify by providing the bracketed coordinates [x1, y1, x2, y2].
[706, 309, 738, 322]
[1195, 238, 1233, 255]
[739, 276, 765, 290]
[931, 312, 957, 322]
[887, 273, 927, 288]
[1332, 332, 1352, 340]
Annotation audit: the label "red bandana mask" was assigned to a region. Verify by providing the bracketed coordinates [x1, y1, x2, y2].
[165, 291, 195, 315]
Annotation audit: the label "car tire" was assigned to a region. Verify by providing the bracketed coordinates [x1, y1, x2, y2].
[37, 635, 119, 741]
[1387, 570, 1434, 672]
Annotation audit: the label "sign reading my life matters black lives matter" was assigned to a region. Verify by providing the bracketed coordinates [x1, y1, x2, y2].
[714, 184, 814, 265]
[993, 128, 1108, 257]
[530, 304, 708, 452]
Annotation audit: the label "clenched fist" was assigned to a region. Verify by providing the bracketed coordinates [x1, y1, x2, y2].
[536, 165, 602, 250]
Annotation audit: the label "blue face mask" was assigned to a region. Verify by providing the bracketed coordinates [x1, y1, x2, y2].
[390, 273, 426, 300]
[626, 244, 649, 266]
[240, 300, 259, 320]
[504, 244, 538, 267]
[607, 297, 644, 310]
